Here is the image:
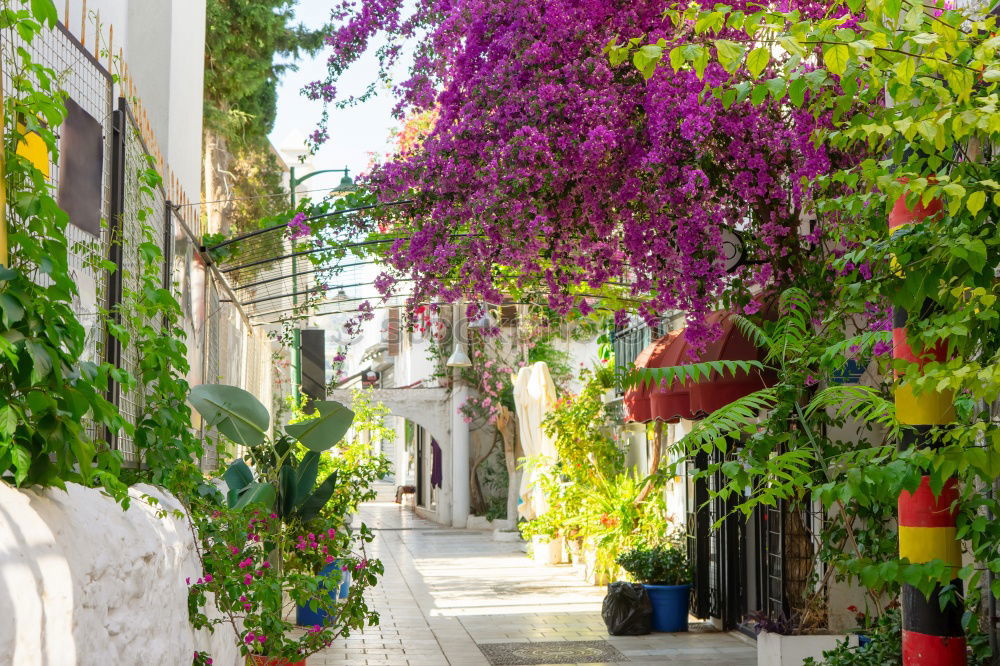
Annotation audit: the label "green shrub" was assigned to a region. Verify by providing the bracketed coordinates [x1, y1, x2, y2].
[616, 543, 691, 586]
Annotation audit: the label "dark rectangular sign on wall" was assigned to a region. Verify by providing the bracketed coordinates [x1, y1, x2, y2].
[301, 329, 326, 405]
[58, 96, 103, 237]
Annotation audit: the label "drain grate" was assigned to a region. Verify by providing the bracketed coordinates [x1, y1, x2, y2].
[477, 640, 630, 665]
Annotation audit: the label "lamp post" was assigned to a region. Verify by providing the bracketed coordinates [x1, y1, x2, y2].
[447, 301, 472, 528]
[288, 165, 354, 404]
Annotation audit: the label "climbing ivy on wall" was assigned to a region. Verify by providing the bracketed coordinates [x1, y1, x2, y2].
[0, 0, 205, 502]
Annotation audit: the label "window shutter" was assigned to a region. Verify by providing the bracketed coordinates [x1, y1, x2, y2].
[387, 307, 400, 356]
[500, 302, 518, 327]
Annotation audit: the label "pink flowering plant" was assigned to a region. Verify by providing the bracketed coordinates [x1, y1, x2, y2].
[186, 385, 385, 661]
[456, 306, 578, 427]
[187, 504, 381, 661]
[302, 0, 851, 352]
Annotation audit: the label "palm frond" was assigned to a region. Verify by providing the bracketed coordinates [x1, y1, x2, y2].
[622, 359, 766, 390]
[806, 384, 900, 437]
[731, 313, 774, 356]
[673, 388, 778, 455]
[773, 289, 812, 361]
[819, 330, 890, 366]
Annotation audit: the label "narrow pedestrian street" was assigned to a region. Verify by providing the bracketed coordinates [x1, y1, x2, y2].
[311, 488, 756, 666]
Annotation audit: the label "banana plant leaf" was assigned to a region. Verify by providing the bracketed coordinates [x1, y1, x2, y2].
[222, 459, 254, 507]
[232, 481, 276, 510]
[293, 451, 321, 507]
[292, 471, 338, 524]
[190, 384, 269, 448]
[278, 464, 297, 519]
[284, 400, 354, 452]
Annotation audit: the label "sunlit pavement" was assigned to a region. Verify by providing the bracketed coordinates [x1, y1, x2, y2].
[310, 490, 756, 666]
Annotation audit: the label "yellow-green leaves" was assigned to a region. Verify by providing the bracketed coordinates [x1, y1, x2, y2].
[967, 190, 986, 216]
[715, 39, 744, 73]
[747, 47, 770, 78]
[894, 57, 915, 86]
[823, 44, 850, 76]
[668, 46, 684, 72]
[633, 44, 663, 79]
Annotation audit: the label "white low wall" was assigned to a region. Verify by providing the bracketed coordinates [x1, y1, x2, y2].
[0, 482, 239, 666]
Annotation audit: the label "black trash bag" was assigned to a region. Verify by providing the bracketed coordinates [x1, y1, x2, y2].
[602, 581, 653, 636]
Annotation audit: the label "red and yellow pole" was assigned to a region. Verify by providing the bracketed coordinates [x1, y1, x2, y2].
[889, 192, 964, 665]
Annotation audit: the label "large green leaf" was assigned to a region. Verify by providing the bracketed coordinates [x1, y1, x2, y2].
[189, 384, 269, 448]
[278, 464, 297, 518]
[293, 451, 321, 507]
[233, 481, 276, 510]
[223, 459, 255, 508]
[294, 471, 338, 524]
[284, 400, 354, 452]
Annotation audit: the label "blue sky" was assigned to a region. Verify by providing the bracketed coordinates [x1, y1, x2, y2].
[268, 3, 399, 193]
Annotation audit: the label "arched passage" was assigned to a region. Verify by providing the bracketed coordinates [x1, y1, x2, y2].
[327, 387, 451, 449]
[328, 387, 454, 524]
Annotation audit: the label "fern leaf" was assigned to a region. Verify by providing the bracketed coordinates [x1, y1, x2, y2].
[673, 388, 778, 455]
[624, 359, 766, 390]
[806, 385, 900, 437]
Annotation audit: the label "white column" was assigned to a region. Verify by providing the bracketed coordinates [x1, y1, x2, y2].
[450, 303, 471, 528]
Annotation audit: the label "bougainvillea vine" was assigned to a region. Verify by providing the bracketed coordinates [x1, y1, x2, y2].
[307, 0, 844, 349]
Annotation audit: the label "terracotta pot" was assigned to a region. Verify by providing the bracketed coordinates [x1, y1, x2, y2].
[249, 656, 306, 666]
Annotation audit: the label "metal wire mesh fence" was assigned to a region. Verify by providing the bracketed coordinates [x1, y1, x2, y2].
[1, 20, 113, 389]
[8, 20, 271, 469]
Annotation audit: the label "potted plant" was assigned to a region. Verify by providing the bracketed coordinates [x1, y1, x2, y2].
[616, 543, 692, 632]
[749, 611, 859, 666]
[186, 385, 384, 665]
[188, 505, 380, 666]
[284, 391, 393, 628]
[802, 608, 900, 666]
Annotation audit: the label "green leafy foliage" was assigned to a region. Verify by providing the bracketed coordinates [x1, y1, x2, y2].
[204, 0, 325, 144]
[190, 385, 356, 523]
[616, 543, 692, 586]
[521, 368, 672, 582]
[803, 609, 901, 666]
[284, 400, 355, 452]
[190, 384, 271, 448]
[0, 2, 203, 501]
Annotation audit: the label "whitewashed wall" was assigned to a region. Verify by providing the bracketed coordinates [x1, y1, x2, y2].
[0, 482, 239, 666]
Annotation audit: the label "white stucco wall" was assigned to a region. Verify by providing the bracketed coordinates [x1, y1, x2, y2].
[0, 482, 239, 666]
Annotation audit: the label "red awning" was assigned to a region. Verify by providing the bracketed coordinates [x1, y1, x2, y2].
[649, 332, 695, 423]
[624, 312, 774, 424]
[688, 312, 774, 416]
[623, 331, 681, 423]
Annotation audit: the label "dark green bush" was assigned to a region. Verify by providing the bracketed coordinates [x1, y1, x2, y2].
[616, 544, 691, 585]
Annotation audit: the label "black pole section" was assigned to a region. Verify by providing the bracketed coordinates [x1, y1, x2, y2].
[104, 101, 127, 451]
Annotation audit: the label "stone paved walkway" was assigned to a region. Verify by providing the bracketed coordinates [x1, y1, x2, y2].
[311, 492, 756, 666]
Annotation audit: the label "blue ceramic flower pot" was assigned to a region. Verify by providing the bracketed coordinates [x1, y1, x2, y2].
[295, 562, 352, 627]
[643, 583, 690, 632]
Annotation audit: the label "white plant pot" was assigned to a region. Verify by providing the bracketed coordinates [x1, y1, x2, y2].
[757, 630, 856, 666]
[530, 535, 565, 565]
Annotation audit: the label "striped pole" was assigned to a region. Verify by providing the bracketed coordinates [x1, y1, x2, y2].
[889, 192, 964, 665]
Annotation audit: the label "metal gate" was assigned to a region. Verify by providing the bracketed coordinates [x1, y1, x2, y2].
[687, 442, 776, 630]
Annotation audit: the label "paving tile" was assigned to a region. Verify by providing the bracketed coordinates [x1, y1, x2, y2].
[310, 490, 756, 666]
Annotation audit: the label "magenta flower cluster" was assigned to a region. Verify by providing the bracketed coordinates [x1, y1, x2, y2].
[308, 0, 839, 350]
[288, 212, 311, 240]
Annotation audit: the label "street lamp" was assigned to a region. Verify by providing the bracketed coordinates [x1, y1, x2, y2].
[446, 342, 472, 368]
[288, 165, 356, 403]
